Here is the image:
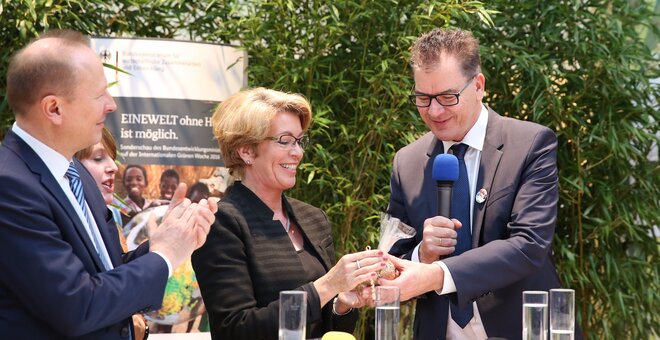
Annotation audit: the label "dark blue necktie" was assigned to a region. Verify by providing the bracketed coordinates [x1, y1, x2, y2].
[449, 143, 474, 327]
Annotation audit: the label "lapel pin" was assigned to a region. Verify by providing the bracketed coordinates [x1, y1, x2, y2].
[476, 188, 488, 204]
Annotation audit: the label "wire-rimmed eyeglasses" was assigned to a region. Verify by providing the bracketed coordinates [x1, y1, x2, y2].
[265, 134, 310, 150]
[409, 75, 476, 107]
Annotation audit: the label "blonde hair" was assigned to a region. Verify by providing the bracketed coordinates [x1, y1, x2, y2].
[212, 87, 312, 178]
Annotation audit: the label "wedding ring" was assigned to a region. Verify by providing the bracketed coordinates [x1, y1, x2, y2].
[356, 259, 362, 269]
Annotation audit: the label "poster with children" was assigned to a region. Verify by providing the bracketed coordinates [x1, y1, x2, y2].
[91, 37, 246, 334]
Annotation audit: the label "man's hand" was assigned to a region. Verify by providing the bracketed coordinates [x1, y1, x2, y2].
[378, 255, 444, 302]
[148, 183, 216, 269]
[190, 196, 219, 246]
[418, 216, 460, 263]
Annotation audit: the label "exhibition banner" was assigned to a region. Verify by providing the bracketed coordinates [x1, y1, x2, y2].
[92, 37, 246, 167]
[91, 36, 246, 334]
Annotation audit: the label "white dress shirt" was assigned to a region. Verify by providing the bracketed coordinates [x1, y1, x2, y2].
[12, 123, 115, 270]
[411, 105, 490, 339]
[12, 123, 173, 278]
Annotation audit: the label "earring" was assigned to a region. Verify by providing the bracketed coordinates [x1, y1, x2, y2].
[245, 160, 252, 165]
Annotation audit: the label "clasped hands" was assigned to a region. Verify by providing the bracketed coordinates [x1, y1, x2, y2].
[148, 183, 219, 269]
[324, 249, 400, 313]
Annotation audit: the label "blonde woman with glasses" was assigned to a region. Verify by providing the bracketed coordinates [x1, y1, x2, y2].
[192, 88, 387, 339]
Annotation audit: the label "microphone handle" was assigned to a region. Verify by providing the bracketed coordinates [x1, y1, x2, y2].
[437, 182, 452, 218]
[436, 181, 454, 260]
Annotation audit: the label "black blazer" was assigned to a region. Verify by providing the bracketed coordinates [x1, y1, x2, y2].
[192, 182, 357, 339]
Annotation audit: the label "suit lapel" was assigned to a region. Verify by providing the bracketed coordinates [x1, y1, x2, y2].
[232, 183, 306, 267]
[5, 130, 107, 271]
[473, 108, 504, 248]
[76, 159, 122, 266]
[287, 200, 333, 271]
[230, 182, 334, 271]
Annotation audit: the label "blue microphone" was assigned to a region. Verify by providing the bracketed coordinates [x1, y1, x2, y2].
[432, 154, 459, 218]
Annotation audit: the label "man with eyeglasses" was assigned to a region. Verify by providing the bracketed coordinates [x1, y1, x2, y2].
[380, 28, 579, 340]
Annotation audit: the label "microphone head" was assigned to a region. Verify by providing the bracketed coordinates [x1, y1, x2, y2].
[432, 154, 459, 182]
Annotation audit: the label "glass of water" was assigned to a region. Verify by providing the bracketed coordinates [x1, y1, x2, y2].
[279, 290, 307, 340]
[522, 290, 548, 340]
[550, 289, 575, 340]
[374, 286, 400, 340]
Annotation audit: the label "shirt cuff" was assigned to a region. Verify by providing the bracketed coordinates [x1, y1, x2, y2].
[433, 261, 456, 295]
[152, 251, 173, 278]
[412, 243, 421, 262]
[414, 243, 456, 295]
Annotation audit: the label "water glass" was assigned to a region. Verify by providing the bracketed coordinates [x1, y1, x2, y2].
[522, 290, 548, 340]
[550, 289, 575, 340]
[279, 291, 307, 340]
[374, 286, 400, 340]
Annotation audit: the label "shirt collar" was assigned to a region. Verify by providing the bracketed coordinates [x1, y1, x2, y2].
[442, 104, 488, 152]
[12, 122, 72, 180]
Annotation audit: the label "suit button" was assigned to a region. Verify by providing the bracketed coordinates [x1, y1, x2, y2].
[120, 326, 130, 338]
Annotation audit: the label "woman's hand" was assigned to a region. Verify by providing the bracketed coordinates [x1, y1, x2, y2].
[313, 249, 387, 307]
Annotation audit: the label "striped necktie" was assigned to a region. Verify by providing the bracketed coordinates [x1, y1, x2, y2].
[66, 163, 112, 270]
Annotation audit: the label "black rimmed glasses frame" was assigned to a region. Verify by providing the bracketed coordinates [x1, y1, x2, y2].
[409, 75, 477, 108]
[264, 134, 310, 150]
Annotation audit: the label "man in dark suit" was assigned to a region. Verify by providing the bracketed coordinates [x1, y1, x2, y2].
[0, 29, 217, 339]
[380, 28, 580, 339]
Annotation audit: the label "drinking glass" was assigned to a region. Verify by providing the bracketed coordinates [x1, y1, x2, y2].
[374, 286, 400, 340]
[549, 289, 575, 340]
[279, 291, 307, 340]
[522, 290, 548, 340]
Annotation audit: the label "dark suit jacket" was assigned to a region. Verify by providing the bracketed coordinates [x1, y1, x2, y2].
[192, 182, 357, 340]
[0, 130, 169, 339]
[389, 108, 580, 340]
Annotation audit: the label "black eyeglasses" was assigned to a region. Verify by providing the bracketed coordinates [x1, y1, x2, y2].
[409, 75, 476, 107]
[265, 134, 310, 150]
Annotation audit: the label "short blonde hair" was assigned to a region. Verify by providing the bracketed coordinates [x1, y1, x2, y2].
[212, 87, 312, 178]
